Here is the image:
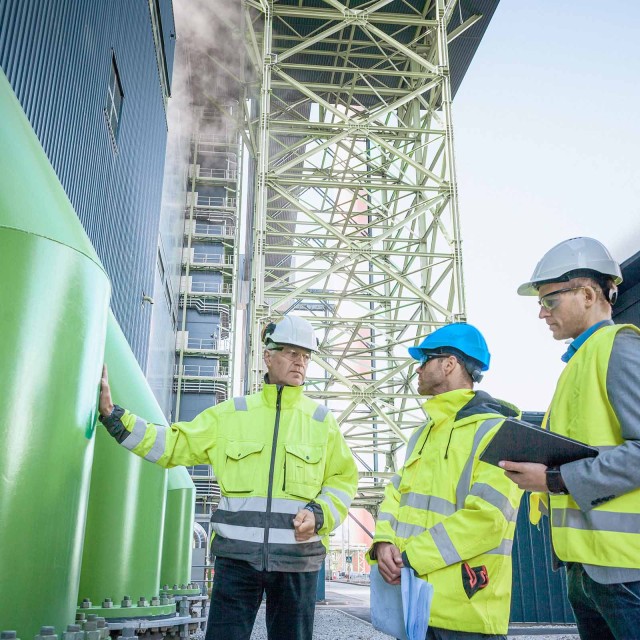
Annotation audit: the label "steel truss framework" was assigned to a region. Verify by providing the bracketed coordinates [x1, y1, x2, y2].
[244, 0, 469, 508]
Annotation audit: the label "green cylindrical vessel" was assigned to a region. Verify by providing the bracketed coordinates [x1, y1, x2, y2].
[160, 467, 196, 588]
[78, 313, 168, 607]
[0, 71, 110, 635]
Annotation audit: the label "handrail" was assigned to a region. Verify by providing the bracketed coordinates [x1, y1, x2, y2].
[196, 195, 236, 208]
[190, 253, 234, 266]
[193, 223, 235, 237]
[197, 168, 238, 180]
[188, 282, 234, 294]
[184, 337, 230, 351]
[175, 364, 229, 377]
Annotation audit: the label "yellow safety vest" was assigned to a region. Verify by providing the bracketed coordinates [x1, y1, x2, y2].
[545, 323, 640, 568]
[114, 383, 358, 572]
[370, 389, 523, 635]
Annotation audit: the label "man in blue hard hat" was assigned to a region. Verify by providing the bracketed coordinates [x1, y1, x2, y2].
[501, 237, 640, 640]
[368, 323, 524, 639]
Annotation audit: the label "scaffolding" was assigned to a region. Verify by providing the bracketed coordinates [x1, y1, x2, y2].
[175, 109, 243, 517]
[175, 125, 241, 413]
[244, 0, 468, 507]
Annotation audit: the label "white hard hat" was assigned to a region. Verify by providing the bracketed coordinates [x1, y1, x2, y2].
[262, 316, 319, 352]
[517, 237, 622, 296]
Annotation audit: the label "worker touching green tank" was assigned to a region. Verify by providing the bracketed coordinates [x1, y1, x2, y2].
[97, 315, 358, 640]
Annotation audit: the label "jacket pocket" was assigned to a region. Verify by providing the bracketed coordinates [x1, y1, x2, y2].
[284, 444, 324, 500]
[398, 454, 421, 493]
[221, 441, 265, 493]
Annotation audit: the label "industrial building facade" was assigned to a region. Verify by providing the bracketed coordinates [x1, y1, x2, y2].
[0, 0, 176, 368]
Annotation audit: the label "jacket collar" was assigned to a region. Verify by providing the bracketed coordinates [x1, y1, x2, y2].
[455, 389, 519, 423]
[422, 388, 519, 427]
[261, 380, 305, 408]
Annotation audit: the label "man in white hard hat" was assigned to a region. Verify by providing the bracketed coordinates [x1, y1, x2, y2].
[501, 237, 640, 639]
[98, 315, 358, 640]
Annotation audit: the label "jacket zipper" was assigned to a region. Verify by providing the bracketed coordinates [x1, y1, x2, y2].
[263, 385, 283, 571]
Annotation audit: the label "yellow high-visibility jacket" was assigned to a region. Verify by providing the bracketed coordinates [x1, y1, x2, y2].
[104, 382, 358, 572]
[370, 389, 523, 635]
[541, 323, 640, 569]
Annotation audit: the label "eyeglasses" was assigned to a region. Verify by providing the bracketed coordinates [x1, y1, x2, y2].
[270, 346, 312, 363]
[538, 286, 586, 311]
[417, 354, 451, 367]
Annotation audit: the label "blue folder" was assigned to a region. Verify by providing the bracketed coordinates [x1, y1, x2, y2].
[370, 565, 434, 640]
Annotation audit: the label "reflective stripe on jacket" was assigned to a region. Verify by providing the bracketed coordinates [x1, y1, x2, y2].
[370, 389, 523, 635]
[545, 323, 640, 568]
[112, 383, 358, 572]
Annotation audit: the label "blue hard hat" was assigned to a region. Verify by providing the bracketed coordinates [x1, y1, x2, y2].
[408, 322, 491, 371]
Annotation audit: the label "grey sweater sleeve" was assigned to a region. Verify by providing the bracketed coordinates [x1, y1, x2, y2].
[561, 329, 640, 511]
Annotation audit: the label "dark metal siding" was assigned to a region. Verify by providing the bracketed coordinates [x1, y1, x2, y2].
[614, 250, 640, 326]
[511, 497, 574, 623]
[0, 0, 174, 367]
[509, 412, 574, 623]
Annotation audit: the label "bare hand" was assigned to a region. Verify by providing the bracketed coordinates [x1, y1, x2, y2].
[99, 364, 114, 417]
[376, 542, 404, 585]
[293, 509, 316, 541]
[499, 461, 548, 492]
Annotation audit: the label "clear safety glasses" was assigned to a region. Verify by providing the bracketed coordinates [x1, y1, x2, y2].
[270, 346, 312, 363]
[538, 286, 586, 311]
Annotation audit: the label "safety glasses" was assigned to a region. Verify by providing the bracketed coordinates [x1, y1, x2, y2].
[538, 286, 586, 311]
[270, 346, 312, 363]
[417, 354, 451, 367]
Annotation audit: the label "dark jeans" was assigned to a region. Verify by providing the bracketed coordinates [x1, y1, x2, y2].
[567, 563, 640, 640]
[204, 556, 320, 640]
[426, 628, 506, 640]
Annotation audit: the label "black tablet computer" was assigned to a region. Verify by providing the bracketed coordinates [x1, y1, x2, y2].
[479, 418, 599, 468]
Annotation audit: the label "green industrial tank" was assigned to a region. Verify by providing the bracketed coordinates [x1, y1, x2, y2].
[0, 70, 110, 634]
[160, 467, 196, 589]
[78, 314, 170, 612]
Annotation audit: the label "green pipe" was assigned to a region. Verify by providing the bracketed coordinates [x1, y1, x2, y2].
[161, 467, 196, 588]
[78, 313, 168, 608]
[0, 70, 110, 635]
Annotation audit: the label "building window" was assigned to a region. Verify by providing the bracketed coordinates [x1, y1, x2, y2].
[157, 247, 166, 283]
[165, 280, 173, 311]
[106, 54, 124, 143]
[149, 0, 170, 104]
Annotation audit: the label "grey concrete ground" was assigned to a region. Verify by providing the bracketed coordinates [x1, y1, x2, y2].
[245, 581, 579, 640]
[250, 608, 398, 640]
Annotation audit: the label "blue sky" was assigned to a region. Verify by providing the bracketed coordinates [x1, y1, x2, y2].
[452, 2, 640, 411]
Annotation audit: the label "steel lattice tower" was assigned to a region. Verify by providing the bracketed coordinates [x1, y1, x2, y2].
[244, 0, 472, 506]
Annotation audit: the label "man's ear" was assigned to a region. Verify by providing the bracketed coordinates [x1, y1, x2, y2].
[584, 285, 599, 306]
[443, 355, 458, 375]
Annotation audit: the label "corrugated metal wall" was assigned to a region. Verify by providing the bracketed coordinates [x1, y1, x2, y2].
[0, 0, 174, 367]
[510, 411, 574, 623]
[614, 250, 640, 326]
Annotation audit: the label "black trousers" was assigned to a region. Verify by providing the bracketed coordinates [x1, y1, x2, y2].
[205, 556, 320, 640]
